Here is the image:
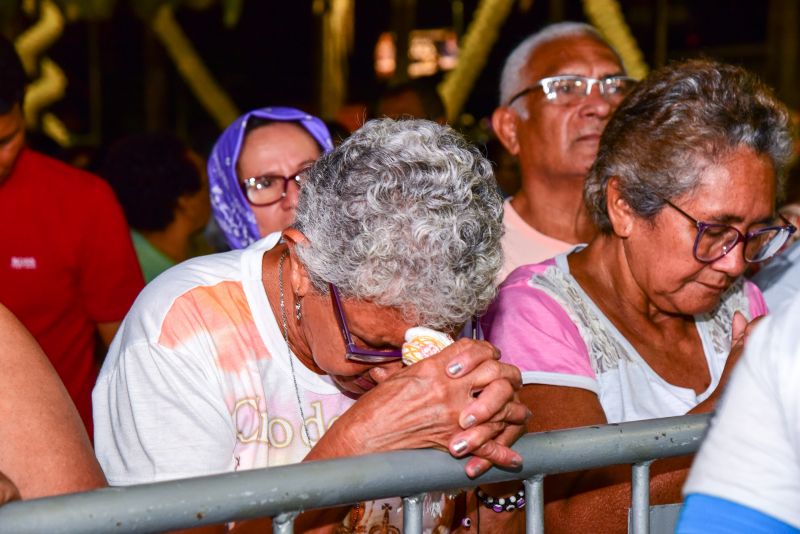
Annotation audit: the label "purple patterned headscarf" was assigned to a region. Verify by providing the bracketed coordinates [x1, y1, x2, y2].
[208, 106, 334, 249]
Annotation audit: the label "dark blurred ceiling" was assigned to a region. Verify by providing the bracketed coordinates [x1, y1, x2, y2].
[5, 0, 798, 158]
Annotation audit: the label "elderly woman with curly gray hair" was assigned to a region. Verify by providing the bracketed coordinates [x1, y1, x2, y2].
[482, 59, 796, 532]
[93, 118, 527, 533]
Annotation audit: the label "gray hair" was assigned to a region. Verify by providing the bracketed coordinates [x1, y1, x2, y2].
[585, 59, 794, 233]
[294, 118, 504, 330]
[499, 22, 622, 115]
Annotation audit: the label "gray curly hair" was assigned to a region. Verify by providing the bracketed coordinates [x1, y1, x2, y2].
[585, 59, 794, 233]
[499, 22, 622, 116]
[294, 118, 504, 330]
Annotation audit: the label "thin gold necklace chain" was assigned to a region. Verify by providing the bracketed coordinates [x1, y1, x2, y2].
[278, 249, 312, 447]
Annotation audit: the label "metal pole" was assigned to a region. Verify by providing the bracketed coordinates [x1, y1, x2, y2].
[630, 461, 653, 534]
[524, 475, 545, 534]
[0, 415, 709, 533]
[273, 511, 298, 534]
[403, 494, 424, 534]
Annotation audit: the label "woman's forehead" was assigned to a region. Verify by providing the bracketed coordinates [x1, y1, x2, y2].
[681, 148, 776, 222]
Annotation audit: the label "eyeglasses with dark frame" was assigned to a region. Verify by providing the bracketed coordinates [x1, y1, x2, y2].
[662, 198, 797, 264]
[506, 75, 637, 107]
[329, 283, 478, 364]
[240, 172, 304, 207]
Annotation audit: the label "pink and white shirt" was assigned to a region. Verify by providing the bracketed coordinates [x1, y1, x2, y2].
[483, 249, 768, 423]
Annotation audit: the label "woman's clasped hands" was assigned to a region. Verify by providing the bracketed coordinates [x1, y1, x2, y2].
[320, 338, 529, 478]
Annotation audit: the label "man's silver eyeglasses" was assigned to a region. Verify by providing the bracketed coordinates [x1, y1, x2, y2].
[506, 75, 637, 107]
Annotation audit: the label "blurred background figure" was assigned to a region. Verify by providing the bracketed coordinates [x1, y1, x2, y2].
[207, 106, 333, 250]
[100, 132, 212, 283]
[372, 75, 447, 123]
[0, 35, 143, 436]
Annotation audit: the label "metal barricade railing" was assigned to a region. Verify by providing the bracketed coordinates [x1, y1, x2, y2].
[0, 414, 710, 534]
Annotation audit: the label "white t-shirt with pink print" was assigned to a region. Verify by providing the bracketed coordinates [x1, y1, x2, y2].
[94, 234, 456, 533]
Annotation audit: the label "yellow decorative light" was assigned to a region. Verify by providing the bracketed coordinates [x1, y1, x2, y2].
[16, 0, 63, 74]
[41, 111, 71, 147]
[582, 0, 649, 80]
[438, 0, 516, 122]
[16, 0, 68, 140]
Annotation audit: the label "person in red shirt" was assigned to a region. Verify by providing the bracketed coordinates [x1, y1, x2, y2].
[0, 35, 144, 436]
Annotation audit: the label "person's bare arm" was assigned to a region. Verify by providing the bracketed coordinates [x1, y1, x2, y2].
[0, 304, 106, 499]
[0, 471, 20, 506]
[520, 384, 689, 533]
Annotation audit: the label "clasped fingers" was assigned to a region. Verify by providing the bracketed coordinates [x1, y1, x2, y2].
[441, 338, 501, 377]
[464, 425, 525, 478]
[460, 378, 525, 425]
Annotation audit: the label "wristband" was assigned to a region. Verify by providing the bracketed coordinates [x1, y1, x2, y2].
[475, 486, 526, 513]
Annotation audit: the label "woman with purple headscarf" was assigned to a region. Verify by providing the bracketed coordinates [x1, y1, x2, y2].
[208, 106, 334, 249]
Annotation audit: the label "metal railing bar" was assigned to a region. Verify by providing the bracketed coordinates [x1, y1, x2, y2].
[402, 494, 424, 534]
[524, 475, 544, 534]
[630, 461, 653, 534]
[0, 414, 709, 534]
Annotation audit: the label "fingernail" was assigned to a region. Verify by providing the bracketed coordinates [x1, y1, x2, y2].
[447, 362, 463, 376]
[462, 414, 477, 428]
[466, 464, 480, 478]
[510, 454, 523, 468]
[526, 408, 533, 419]
[452, 439, 468, 454]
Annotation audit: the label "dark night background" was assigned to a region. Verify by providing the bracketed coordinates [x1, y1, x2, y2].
[3, 1, 796, 164]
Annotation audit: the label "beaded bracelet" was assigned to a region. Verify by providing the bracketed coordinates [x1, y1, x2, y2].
[475, 486, 526, 513]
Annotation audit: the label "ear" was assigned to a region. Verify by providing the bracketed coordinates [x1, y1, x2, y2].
[606, 177, 636, 238]
[491, 106, 521, 156]
[282, 228, 314, 297]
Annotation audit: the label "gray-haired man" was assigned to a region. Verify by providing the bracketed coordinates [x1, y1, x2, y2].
[492, 22, 635, 279]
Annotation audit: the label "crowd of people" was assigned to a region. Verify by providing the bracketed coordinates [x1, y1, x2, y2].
[1, 19, 799, 534]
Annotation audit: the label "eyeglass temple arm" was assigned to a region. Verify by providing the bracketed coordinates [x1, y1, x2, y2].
[328, 284, 354, 344]
[778, 213, 798, 233]
[506, 86, 536, 107]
